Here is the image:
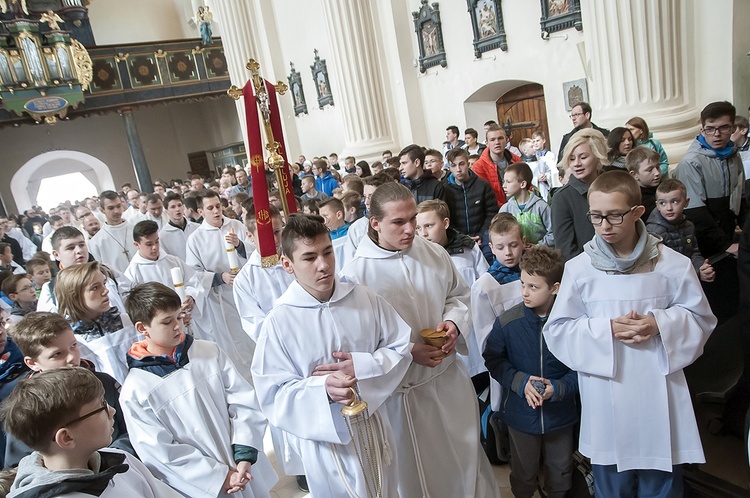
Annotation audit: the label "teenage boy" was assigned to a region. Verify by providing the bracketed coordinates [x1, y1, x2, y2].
[531, 131, 562, 202]
[25, 259, 51, 298]
[312, 159, 338, 197]
[471, 215, 526, 411]
[159, 192, 200, 261]
[626, 146, 662, 220]
[342, 172, 395, 258]
[2, 275, 37, 324]
[399, 144, 445, 203]
[646, 179, 715, 281]
[2, 367, 179, 498]
[484, 245, 578, 498]
[416, 199, 489, 377]
[443, 148, 499, 262]
[300, 175, 328, 203]
[88, 190, 135, 274]
[318, 197, 349, 268]
[544, 170, 717, 497]
[500, 162, 554, 246]
[340, 191, 363, 223]
[252, 214, 411, 497]
[0, 243, 23, 275]
[424, 149, 447, 181]
[38, 227, 128, 316]
[471, 124, 520, 205]
[185, 189, 256, 380]
[120, 283, 277, 497]
[5, 312, 132, 467]
[40, 215, 64, 255]
[124, 221, 211, 340]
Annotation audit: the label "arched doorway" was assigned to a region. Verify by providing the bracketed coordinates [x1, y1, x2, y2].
[495, 84, 550, 150]
[10, 151, 115, 212]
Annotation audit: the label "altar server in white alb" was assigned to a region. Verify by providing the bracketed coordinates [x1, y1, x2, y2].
[124, 220, 213, 341]
[544, 171, 716, 497]
[120, 283, 277, 498]
[159, 192, 200, 261]
[185, 189, 256, 379]
[88, 190, 135, 274]
[233, 204, 293, 343]
[340, 183, 501, 498]
[55, 261, 139, 384]
[252, 214, 411, 497]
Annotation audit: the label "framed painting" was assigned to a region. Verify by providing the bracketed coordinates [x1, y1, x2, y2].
[467, 0, 507, 58]
[287, 62, 307, 116]
[540, 0, 583, 35]
[562, 78, 588, 111]
[412, 0, 447, 73]
[310, 49, 333, 109]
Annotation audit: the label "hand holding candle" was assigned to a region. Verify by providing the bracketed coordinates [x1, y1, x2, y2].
[226, 228, 241, 274]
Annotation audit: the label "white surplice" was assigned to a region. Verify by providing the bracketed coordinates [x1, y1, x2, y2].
[470, 273, 522, 410]
[252, 280, 411, 498]
[159, 218, 199, 261]
[120, 339, 277, 498]
[450, 243, 490, 377]
[232, 250, 301, 476]
[341, 215, 368, 264]
[74, 313, 139, 385]
[6, 228, 36, 262]
[123, 251, 213, 341]
[544, 246, 716, 471]
[185, 217, 255, 381]
[88, 221, 135, 274]
[340, 235, 501, 498]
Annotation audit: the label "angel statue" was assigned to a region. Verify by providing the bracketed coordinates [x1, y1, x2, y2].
[196, 6, 213, 46]
[40, 10, 64, 30]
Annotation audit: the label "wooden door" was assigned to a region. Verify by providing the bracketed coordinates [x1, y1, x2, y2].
[495, 84, 550, 150]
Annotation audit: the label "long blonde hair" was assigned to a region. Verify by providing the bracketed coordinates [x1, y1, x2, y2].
[55, 261, 106, 322]
[558, 128, 609, 172]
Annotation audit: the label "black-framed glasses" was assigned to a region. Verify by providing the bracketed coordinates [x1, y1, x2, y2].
[569, 112, 584, 119]
[54, 398, 109, 439]
[587, 206, 637, 226]
[703, 125, 734, 135]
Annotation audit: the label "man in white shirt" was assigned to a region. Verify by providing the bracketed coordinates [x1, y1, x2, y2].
[159, 192, 199, 261]
[88, 191, 134, 274]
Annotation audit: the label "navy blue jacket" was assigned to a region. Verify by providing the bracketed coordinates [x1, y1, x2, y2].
[483, 303, 578, 434]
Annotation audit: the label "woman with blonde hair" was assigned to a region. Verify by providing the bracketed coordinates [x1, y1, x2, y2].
[552, 128, 608, 261]
[626, 116, 670, 176]
[55, 261, 138, 383]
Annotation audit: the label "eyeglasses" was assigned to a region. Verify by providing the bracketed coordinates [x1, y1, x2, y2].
[569, 112, 584, 119]
[16, 284, 35, 293]
[587, 206, 637, 226]
[55, 398, 109, 439]
[703, 125, 734, 135]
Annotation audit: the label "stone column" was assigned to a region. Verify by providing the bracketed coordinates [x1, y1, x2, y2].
[320, 0, 398, 158]
[119, 107, 153, 193]
[581, 0, 698, 159]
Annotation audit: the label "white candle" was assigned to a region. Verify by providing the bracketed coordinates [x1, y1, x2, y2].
[226, 240, 240, 273]
[170, 267, 186, 302]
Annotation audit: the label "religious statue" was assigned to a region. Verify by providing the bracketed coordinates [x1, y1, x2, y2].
[0, 0, 29, 17]
[196, 6, 213, 46]
[40, 10, 64, 31]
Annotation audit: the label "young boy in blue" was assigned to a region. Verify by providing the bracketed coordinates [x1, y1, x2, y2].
[484, 245, 578, 498]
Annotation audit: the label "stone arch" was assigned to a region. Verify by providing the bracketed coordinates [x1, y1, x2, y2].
[10, 151, 115, 212]
[462, 79, 541, 131]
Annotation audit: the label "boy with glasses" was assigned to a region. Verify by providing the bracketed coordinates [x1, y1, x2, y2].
[1, 367, 178, 498]
[544, 170, 716, 497]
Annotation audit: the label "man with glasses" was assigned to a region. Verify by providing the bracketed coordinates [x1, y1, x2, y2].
[557, 102, 610, 162]
[674, 101, 742, 321]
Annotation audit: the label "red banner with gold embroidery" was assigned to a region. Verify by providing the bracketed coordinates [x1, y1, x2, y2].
[265, 80, 297, 215]
[243, 80, 276, 261]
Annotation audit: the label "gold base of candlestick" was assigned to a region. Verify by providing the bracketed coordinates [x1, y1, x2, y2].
[341, 387, 368, 417]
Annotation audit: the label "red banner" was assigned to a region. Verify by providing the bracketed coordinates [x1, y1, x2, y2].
[265, 79, 298, 215]
[243, 80, 276, 261]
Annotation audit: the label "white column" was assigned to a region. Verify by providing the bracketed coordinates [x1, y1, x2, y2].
[208, 0, 267, 151]
[581, 0, 699, 160]
[320, 0, 398, 158]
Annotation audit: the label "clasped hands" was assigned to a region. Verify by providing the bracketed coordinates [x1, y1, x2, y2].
[223, 461, 253, 494]
[314, 352, 357, 405]
[611, 310, 659, 344]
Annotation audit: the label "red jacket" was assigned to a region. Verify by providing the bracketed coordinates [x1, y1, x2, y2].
[471, 147, 520, 206]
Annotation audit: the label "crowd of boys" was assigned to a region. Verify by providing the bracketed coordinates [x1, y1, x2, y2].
[0, 100, 742, 497]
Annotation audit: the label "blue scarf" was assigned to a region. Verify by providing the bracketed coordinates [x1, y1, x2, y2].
[697, 134, 735, 158]
[488, 260, 521, 285]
